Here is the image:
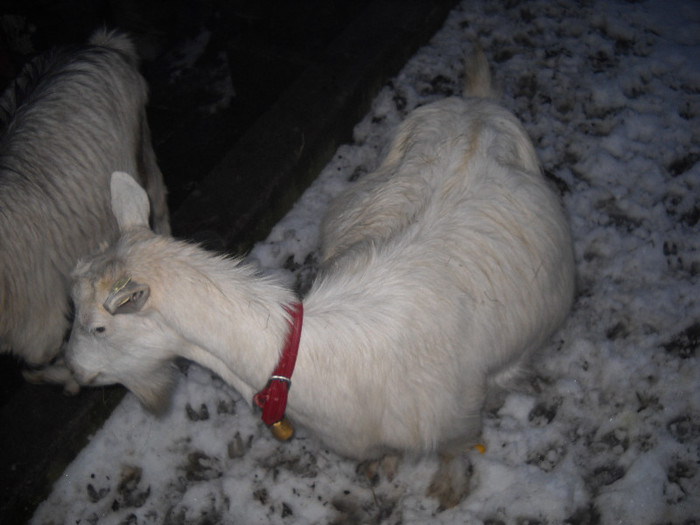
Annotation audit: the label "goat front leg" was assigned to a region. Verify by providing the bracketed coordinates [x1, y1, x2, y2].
[358, 454, 402, 485]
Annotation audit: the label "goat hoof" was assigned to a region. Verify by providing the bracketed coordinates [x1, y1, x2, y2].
[426, 454, 472, 510]
[427, 477, 468, 510]
[357, 459, 381, 486]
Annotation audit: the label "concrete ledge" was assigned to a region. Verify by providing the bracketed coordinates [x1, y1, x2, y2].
[173, 0, 457, 252]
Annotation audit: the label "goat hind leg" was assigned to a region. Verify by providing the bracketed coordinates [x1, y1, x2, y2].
[426, 429, 484, 510]
[426, 450, 473, 510]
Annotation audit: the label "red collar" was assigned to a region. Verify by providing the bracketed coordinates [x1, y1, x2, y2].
[253, 302, 303, 438]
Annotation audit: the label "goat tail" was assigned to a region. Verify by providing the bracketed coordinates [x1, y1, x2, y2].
[464, 43, 494, 99]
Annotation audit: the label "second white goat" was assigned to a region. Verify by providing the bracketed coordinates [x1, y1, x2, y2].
[0, 29, 170, 393]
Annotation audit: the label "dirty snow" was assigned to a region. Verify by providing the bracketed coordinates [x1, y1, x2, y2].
[32, 0, 699, 523]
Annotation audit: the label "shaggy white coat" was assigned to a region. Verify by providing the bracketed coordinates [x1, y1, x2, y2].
[0, 29, 170, 391]
[65, 49, 574, 506]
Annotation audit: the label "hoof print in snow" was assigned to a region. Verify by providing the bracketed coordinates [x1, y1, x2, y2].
[596, 198, 642, 232]
[589, 50, 617, 73]
[666, 460, 697, 504]
[587, 464, 625, 493]
[526, 442, 567, 472]
[216, 398, 237, 415]
[667, 460, 697, 485]
[86, 483, 110, 503]
[253, 488, 268, 506]
[667, 415, 700, 445]
[185, 403, 210, 421]
[109, 466, 151, 510]
[281, 502, 294, 518]
[663, 322, 699, 359]
[596, 429, 630, 455]
[528, 400, 560, 426]
[263, 449, 319, 480]
[332, 491, 396, 524]
[635, 391, 661, 413]
[227, 432, 253, 459]
[605, 321, 630, 340]
[668, 153, 700, 177]
[185, 452, 222, 482]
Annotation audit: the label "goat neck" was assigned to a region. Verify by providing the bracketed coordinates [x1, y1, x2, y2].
[128, 232, 300, 406]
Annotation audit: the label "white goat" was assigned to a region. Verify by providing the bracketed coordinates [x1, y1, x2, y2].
[65, 48, 575, 507]
[0, 29, 170, 393]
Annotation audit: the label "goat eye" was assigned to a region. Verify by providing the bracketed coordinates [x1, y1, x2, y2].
[95, 326, 106, 334]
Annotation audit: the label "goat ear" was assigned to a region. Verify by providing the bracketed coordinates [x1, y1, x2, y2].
[104, 278, 150, 315]
[110, 171, 151, 232]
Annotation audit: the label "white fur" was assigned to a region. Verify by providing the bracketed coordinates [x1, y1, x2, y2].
[65, 48, 574, 506]
[0, 29, 170, 392]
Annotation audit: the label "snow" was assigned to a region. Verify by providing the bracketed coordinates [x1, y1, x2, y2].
[31, 0, 699, 523]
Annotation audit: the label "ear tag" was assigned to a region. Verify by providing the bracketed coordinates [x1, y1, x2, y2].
[269, 417, 294, 441]
[111, 275, 132, 294]
[110, 276, 132, 307]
